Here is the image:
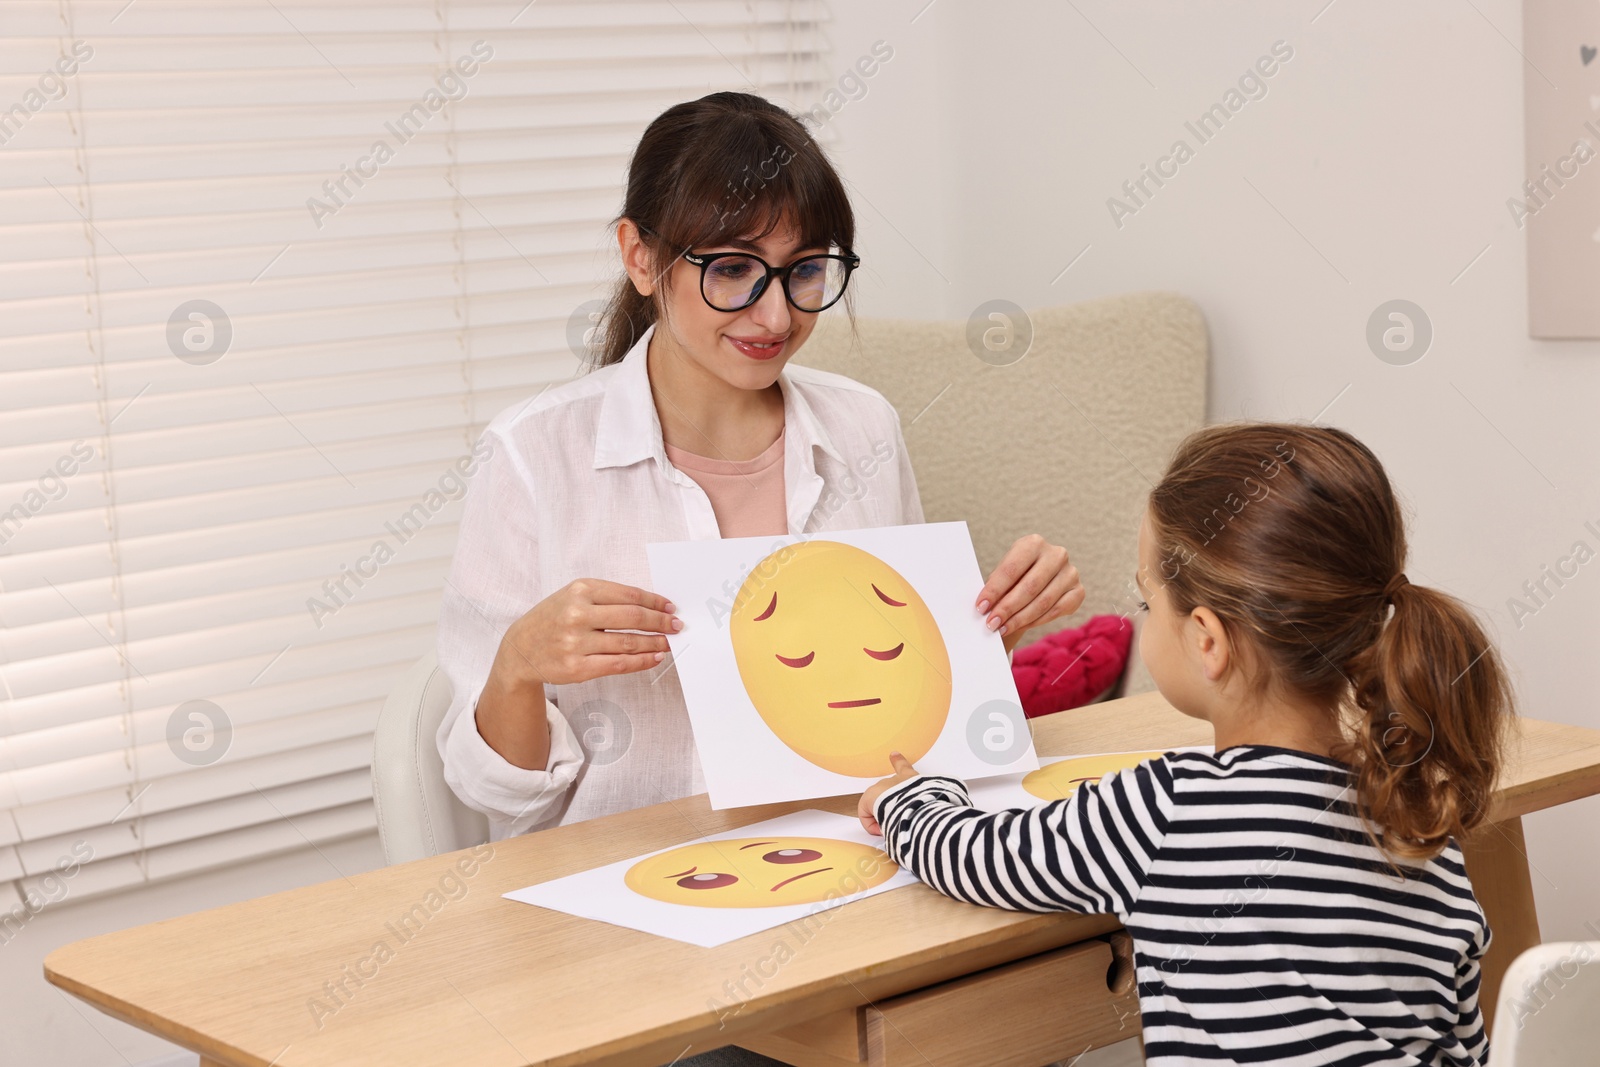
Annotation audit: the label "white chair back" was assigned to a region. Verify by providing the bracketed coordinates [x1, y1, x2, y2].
[371, 652, 489, 864]
[1492, 941, 1600, 1065]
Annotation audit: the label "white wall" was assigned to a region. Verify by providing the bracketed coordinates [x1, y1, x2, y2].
[825, 0, 1600, 945]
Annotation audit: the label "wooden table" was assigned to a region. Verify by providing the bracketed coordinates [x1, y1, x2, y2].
[45, 693, 1600, 1067]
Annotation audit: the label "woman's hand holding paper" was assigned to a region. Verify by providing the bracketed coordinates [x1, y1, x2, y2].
[974, 534, 1085, 652]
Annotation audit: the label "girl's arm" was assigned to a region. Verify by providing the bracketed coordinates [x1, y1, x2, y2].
[872, 760, 1177, 919]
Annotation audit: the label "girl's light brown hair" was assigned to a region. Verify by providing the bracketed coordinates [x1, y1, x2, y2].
[594, 91, 855, 367]
[1147, 423, 1511, 862]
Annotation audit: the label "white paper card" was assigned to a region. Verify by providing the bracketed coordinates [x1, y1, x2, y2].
[502, 810, 918, 948]
[965, 747, 1214, 811]
[646, 521, 1038, 809]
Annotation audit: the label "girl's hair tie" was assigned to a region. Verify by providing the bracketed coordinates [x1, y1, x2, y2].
[1383, 573, 1410, 603]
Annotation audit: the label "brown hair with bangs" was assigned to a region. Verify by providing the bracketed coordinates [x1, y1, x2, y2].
[1146, 423, 1512, 864]
[594, 91, 856, 367]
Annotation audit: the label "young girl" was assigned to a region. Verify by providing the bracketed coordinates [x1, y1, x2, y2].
[861, 423, 1511, 1067]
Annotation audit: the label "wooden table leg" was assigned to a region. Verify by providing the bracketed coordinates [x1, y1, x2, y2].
[1460, 815, 1542, 1037]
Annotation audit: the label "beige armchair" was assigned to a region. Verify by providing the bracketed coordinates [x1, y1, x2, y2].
[796, 291, 1209, 696]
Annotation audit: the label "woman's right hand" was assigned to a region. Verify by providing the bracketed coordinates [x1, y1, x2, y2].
[495, 578, 683, 688]
[475, 579, 682, 771]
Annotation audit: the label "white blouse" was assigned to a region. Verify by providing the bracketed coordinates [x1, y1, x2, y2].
[435, 323, 927, 839]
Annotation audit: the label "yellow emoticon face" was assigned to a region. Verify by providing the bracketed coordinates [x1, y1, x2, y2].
[729, 541, 952, 777]
[623, 836, 896, 908]
[1022, 751, 1167, 801]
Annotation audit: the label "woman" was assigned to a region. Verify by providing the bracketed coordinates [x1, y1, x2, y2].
[435, 90, 1084, 846]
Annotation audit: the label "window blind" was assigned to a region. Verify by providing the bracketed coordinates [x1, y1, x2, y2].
[0, 0, 829, 905]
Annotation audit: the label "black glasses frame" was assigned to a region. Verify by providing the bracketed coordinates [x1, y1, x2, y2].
[681, 249, 861, 313]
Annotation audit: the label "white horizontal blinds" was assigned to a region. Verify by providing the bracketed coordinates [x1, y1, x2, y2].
[0, 0, 830, 902]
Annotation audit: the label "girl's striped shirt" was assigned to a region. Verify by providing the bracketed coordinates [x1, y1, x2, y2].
[873, 745, 1489, 1067]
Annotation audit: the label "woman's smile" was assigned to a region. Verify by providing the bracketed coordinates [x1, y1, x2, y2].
[725, 333, 788, 360]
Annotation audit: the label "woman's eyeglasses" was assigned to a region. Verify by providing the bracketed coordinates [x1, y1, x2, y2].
[681, 249, 860, 313]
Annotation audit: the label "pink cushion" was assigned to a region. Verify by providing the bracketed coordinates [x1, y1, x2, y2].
[1011, 614, 1134, 719]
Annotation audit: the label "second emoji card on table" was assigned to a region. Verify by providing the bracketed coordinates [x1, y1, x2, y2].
[646, 521, 1038, 809]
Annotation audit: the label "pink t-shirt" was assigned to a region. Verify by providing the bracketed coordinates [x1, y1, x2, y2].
[663, 427, 788, 538]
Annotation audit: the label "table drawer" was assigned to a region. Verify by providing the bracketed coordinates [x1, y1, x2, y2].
[870, 934, 1145, 1067]
[741, 932, 1140, 1067]
[866, 932, 1140, 1067]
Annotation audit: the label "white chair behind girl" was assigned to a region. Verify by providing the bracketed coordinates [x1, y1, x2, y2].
[1492, 942, 1600, 1065]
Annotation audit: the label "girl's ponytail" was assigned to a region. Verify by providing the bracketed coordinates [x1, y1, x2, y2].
[1147, 423, 1513, 865]
[1340, 579, 1511, 861]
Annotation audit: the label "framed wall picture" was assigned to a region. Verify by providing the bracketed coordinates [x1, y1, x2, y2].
[1522, 0, 1600, 337]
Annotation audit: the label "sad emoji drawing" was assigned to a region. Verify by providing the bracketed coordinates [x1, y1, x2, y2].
[1021, 751, 1168, 801]
[729, 540, 952, 777]
[625, 836, 896, 908]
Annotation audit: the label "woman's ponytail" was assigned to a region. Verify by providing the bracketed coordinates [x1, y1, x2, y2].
[1339, 579, 1512, 861]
